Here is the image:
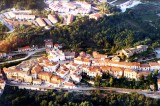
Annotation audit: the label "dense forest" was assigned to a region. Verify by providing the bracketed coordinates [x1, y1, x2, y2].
[0, 85, 160, 106]
[49, 8, 160, 54]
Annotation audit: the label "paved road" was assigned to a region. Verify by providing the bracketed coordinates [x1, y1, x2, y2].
[0, 48, 45, 65]
[0, 15, 14, 32]
[5, 82, 144, 92]
[6, 82, 160, 98]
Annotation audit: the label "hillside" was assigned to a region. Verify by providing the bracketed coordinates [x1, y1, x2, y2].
[0, 0, 45, 11]
[0, 1, 160, 54]
[48, 2, 160, 53]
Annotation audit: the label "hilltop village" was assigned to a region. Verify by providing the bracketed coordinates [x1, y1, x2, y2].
[0, 1, 104, 32]
[1, 40, 160, 91]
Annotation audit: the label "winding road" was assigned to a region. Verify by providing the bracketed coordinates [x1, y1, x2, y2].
[0, 15, 14, 33]
[0, 48, 45, 65]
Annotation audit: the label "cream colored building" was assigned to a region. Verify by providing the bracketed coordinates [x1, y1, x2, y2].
[121, 45, 148, 58]
[124, 69, 138, 80]
[33, 79, 42, 85]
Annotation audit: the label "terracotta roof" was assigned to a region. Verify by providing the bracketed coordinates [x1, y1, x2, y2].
[124, 68, 137, 73]
[3, 67, 9, 73]
[100, 66, 111, 71]
[33, 79, 42, 82]
[38, 71, 52, 77]
[37, 56, 49, 63]
[3, 67, 21, 73]
[60, 65, 67, 69]
[137, 71, 150, 77]
[89, 66, 101, 72]
[109, 61, 140, 67]
[111, 67, 124, 72]
[74, 57, 90, 62]
[31, 65, 42, 74]
[140, 64, 150, 67]
[51, 75, 61, 80]
[79, 51, 86, 57]
[149, 62, 160, 66]
[51, 81, 59, 84]
[157, 79, 160, 84]
[64, 82, 75, 87]
[0, 79, 5, 83]
[19, 46, 30, 50]
[126, 62, 140, 66]
[50, 75, 63, 82]
[90, 13, 102, 19]
[92, 51, 107, 59]
[71, 63, 79, 67]
[59, 70, 66, 75]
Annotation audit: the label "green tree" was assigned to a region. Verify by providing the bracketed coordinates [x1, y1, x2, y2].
[153, 69, 158, 77]
[40, 100, 48, 106]
[98, 3, 110, 14]
[48, 101, 54, 106]
[94, 75, 101, 86]
[80, 101, 93, 106]
[109, 77, 113, 86]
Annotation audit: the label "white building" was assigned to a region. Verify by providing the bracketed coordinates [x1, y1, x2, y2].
[48, 14, 58, 24]
[48, 48, 66, 62]
[56, 69, 69, 78]
[71, 73, 82, 83]
[140, 64, 150, 71]
[36, 18, 46, 27]
[63, 82, 76, 89]
[33, 79, 42, 85]
[74, 56, 91, 66]
[149, 62, 160, 72]
[64, 52, 76, 60]
[15, 15, 35, 20]
[39, 62, 59, 73]
[157, 79, 160, 90]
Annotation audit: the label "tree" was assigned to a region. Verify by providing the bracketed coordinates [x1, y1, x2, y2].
[98, 3, 110, 14]
[109, 77, 113, 86]
[40, 100, 48, 106]
[94, 75, 101, 86]
[48, 101, 54, 106]
[153, 69, 158, 77]
[79, 101, 93, 106]
[139, 75, 144, 82]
